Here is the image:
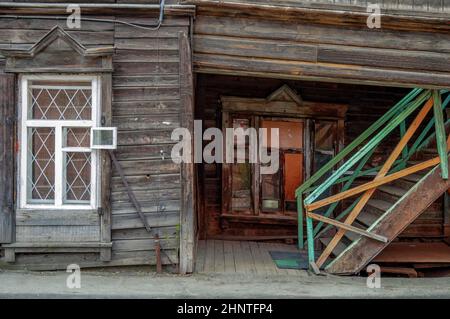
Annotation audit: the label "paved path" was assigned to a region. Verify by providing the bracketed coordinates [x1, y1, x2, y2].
[0, 269, 450, 298]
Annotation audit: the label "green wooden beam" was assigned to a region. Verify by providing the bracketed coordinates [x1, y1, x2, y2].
[297, 194, 304, 249]
[295, 88, 423, 198]
[306, 215, 315, 264]
[407, 94, 450, 162]
[312, 149, 375, 237]
[305, 90, 431, 205]
[433, 90, 448, 179]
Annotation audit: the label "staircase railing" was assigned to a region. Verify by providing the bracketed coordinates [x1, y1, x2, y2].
[296, 88, 450, 270]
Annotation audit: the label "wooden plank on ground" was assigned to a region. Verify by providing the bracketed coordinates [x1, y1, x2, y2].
[204, 240, 215, 273]
[223, 240, 236, 273]
[214, 239, 225, 273]
[257, 242, 278, 275]
[240, 241, 256, 274]
[248, 241, 267, 275]
[232, 241, 246, 273]
[195, 240, 206, 273]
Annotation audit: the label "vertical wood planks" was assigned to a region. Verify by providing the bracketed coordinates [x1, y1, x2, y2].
[100, 73, 113, 261]
[0, 74, 15, 244]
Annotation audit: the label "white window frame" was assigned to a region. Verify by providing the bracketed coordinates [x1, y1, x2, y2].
[18, 74, 102, 210]
[91, 127, 118, 150]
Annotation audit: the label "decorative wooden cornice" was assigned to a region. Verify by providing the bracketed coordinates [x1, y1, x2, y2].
[221, 85, 348, 119]
[0, 26, 114, 73]
[2, 26, 113, 58]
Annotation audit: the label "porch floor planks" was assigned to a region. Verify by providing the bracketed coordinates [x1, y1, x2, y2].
[214, 239, 225, 273]
[196, 240, 306, 276]
[239, 241, 257, 274]
[195, 240, 206, 273]
[223, 240, 236, 273]
[203, 239, 215, 273]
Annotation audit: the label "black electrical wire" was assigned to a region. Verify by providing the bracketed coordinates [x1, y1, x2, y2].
[0, 0, 166, 31]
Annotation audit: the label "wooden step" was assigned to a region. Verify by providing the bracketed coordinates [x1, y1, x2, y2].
[366, 199, 391, 215]
[402, 173, 426, 183]
[319, 237, 347, 258]
[344, 228, 362, 243]
[356, 209, 381, 227]
[378, 185, 407, 197]
[326, 160, 450, 275]
[374, 185, 407, 203]
[392, 176, 417, 190]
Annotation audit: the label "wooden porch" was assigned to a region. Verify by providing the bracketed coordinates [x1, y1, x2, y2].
[195, 240, 307, 275]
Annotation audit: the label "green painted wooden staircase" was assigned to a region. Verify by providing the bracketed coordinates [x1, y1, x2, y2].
[296, 88, 450, 275]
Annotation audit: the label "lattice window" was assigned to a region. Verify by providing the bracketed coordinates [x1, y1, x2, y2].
[20, 76, 100, 209]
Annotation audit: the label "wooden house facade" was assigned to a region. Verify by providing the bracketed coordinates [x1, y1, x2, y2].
[0, 0, 449, 275]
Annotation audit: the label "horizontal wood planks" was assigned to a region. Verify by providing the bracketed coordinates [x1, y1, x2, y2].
[110, 16, 190, 266]
[192, 15, 450, 88]
[0, 14, 190, 269]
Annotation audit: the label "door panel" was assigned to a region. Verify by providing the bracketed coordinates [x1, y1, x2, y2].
[284, 152, 303, 212]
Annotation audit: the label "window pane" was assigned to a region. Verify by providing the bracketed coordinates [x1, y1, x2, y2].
[231, 163, 252, 212]
[261, 172, 280, 212]
[261, 163, 281, 212]
[63, 127, 90, 148]
[28, 127, 55, 203]
[65, 152, 91, 203]
[315, 121, 336, 153]
[232, 118, 250, 146]
[261, 120, 303, 149]
[29, 81, 92, 120]
[93, 129, 114, 147]
[314, 121, 337, 214]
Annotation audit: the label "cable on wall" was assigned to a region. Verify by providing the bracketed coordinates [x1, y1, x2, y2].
[0, 0, 166, 31]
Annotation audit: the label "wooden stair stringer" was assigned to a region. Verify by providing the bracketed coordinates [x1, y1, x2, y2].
[325, 158, 450, 275]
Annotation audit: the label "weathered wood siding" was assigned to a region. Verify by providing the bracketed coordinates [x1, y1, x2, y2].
[192, 12, 450, 88]
[0, 14, 191, 268]
[110, 16, 190, 266]
[186, 0, 450, 12]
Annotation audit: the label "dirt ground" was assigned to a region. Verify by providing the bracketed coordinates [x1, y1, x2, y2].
[0, 269, 450, 298]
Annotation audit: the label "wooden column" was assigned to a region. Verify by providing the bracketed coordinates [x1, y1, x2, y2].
[0, 74, 15, 245]
[179, 31, 196, 274]
[100, 73, 112, 261]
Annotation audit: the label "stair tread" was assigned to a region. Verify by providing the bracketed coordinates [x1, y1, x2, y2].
[319, 237, 347, 257]
[401, 173, 425, 183]
[377, 185, 407, 197]
[367, 199, 391, 212]
[356, 210, 380, 227]
[344, 229, 361, 242]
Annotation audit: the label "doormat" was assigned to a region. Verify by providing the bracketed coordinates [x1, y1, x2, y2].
[269, 251, 310, 270]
